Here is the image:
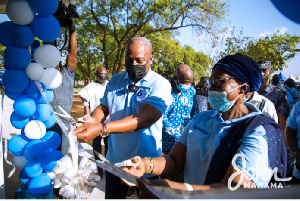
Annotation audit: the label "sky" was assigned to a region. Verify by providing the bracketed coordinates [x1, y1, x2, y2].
[1, 0, 300, 77]
[177, 0, 300, 78]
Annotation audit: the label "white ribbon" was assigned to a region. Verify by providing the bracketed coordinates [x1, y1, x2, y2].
[53, 130, 100, 199]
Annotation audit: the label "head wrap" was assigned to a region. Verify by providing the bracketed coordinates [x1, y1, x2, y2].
[213, 53, 262, 92]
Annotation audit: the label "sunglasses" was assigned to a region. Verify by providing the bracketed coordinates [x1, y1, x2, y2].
[128, 84, 139, 92]
[208, 77, 235, 88]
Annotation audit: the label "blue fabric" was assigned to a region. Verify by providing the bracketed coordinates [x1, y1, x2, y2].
[213, 53, 262, 92]
[100, 69, 172, 164]
[204, 114, 287, 186]
[285, 86, 297, 104]
[178, 103, 275, 186]
[286, 101, 300, 179]
[162, 78, 199, 152]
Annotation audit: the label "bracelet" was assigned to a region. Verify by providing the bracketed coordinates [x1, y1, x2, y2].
[184, 183, 193, 191]
[146, 157, 154, 174]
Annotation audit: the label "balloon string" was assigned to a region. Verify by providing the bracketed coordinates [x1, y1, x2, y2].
[0, 88, 15, 178]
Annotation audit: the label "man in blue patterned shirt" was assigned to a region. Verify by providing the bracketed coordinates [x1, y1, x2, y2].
[162, 64, 199, 153]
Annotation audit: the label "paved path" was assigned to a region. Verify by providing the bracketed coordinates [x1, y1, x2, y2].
[1, 95, 106, 199]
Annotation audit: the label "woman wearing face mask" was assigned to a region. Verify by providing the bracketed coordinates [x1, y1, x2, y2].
[121, 53, 287, 196]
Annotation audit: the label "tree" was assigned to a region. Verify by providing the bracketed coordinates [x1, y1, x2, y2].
[75, 0, 228, 75]
[218, 29, 300, 72]
[0, 45, 5, 68]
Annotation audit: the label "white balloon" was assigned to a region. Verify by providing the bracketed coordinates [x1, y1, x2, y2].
[12, 155, 28, 169]
[24, 120, 46, 139]
[25, 63, 45, 80]
[6, 0, 35, 25]
[45, 171, 56, 182]
[39, 68, 62, 89]
[33, 45, 61, 68]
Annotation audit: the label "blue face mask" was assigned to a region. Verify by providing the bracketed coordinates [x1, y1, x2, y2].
[175, 79, 191, 91]
[208, 84, 245, 112]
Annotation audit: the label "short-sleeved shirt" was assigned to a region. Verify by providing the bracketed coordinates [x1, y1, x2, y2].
[285, 86, 297, 105]
[101, 69, 172, 164]
[247, 91, 278, 123]
[78, 81, 108, 112]
[51, 65, 75, 126]
[258, 83, 288, 115]
[162, 80, 199, 151]
[196, 87, 209, 112]
[286, 100, 300, 179]
[178, 103, 273, 187]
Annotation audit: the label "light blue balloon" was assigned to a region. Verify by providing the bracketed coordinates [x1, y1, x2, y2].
[24, 139, 50, 163]
[41, 150, 63, 171]
[26, 82, 46, 100]
[29, 0, 58, 16]
[43, 114, 57, 129]
[0, 21, 15, 47]
[2, 69, 30, 92]
[8, 135, 30, 156]
[37, 89, 54, 104]
[19, 169, 31, 184]
[13, 95, 36, 117]
[28, 173, 52, 196]
[3, 46, 31, 69]
[30, 15, 60, 42]
[10, 25, 35, 48]
[41, 131, 61, 150]
[5, 88, 26, 101]
[24, 162, 43, 178]
[10, 111, 31, 129]
[34, 104, 53, 122]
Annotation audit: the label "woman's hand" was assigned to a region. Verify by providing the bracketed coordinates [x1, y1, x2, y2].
[122, 156, 146, 178]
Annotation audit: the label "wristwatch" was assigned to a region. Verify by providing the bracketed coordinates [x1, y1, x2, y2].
[100, 123, 109, 137]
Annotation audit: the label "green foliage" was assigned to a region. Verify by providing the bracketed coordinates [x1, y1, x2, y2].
[0, 45, 5, 67]
[218, 29, 300, 72]
[74, 0, 227, 80]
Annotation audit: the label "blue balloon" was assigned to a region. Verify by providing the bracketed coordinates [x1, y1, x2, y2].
[32, 40, 40, 48]
[19, 169, 31, 184]
[34, 104, 53, 122]
[13, 95, 37, 117]
[41, 131, 61, 150]
[21, 128, 25, 136]
[10, 111, 31, 129]
[28, 173, 52, 196]
[24, 139, 50, 163]
[5, 88, 26, 101]
[2, 69, 30, 92]
[4, 61, 14, 70]
[0, 21, 15, 47]
[43, 115, 57, 129]
[8, 135, 30, 156]
[30, 15, 60, 42]
[37, 89, 54, 104]
[24, 162, 43, 178]
[26, 82, 46, 100]
[15, 183, 53, 199]
[3, 46, 31, 69]
[29, 0, 58, 16]
[41, 150, 63, 172]
[10, 25, 35, 48]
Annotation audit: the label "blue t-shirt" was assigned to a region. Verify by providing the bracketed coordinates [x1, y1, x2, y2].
[100, 69, 172, 164]
[286, 100, 300, 179]
[285, 86, 297, 105]
[162, 79, 199, 151]
[178, 103, 273, 187]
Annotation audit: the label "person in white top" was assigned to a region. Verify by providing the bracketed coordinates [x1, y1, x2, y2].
[78, 66, 109, 118]
[245, 91, 278, 123]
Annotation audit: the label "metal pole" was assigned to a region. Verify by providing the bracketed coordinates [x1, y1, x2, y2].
[0, 90, 6, 198]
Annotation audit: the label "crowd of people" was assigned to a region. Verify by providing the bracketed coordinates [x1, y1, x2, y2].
[50, 33, 300, 198]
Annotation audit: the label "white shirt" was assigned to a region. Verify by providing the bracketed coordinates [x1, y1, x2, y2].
[247, 91, 278, 123]
[78, 81, 108, 112]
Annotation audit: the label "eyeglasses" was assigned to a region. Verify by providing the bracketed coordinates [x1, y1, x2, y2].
[128, 84, 139, 92]
[208, 77, 235, 88]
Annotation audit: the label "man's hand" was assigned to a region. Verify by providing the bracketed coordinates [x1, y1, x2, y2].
[73, 122, 103, 143]
[122, 156, 146, 178]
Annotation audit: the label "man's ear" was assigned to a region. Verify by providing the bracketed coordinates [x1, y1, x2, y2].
[149, 55, 153, 65]
[239, 83, 249, 94]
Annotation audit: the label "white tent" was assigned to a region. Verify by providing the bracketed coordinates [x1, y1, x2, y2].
[288, 74, 296, 80]
[296, 76, 300, 81]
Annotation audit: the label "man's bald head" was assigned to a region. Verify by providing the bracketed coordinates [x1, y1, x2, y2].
[176, 64, 193, 84]
[125, 37, 152, 55]
[95, 66, 108, 84]
[96, 66, 107, 74]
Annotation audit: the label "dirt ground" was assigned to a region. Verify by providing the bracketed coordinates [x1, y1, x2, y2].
[71, 95, 84, 119]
